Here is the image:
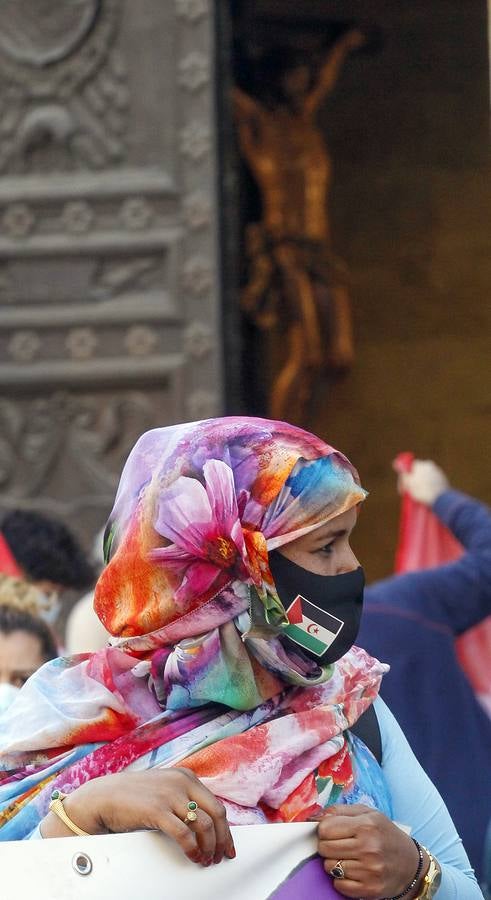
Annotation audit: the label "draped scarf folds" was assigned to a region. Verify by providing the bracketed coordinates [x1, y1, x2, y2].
[0, 417, 390, 839]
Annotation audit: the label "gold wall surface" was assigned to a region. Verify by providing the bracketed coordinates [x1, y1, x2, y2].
[312, 1, 491, 579]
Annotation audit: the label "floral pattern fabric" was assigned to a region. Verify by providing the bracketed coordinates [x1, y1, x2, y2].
[0, 417, 389, 840]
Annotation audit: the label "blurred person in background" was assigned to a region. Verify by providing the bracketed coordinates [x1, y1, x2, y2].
[65, 528, 109, 653]
[358, 459, 491, 883]
[0, 575, 58, 714]
[1, 510, 95, 631]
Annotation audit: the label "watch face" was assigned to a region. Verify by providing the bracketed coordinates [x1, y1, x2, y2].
[426, 863, 442, 898]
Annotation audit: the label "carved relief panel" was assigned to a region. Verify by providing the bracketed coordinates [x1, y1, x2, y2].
[0, 0, 222, 543]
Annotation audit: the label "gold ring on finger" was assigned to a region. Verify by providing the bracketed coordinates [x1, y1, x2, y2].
[183, 800, 199, 825]
[329, 859, 346, 879]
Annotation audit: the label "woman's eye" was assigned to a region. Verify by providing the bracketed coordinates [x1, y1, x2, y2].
[319, 542, 335, 555]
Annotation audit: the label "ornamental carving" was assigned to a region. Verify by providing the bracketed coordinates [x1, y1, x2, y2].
[0, 0, 119, 93]
[181, 256, 213, 296]
[61, 200, 94, 234]
[65, 327, 99, 360]
[0, 391, 155, 500]
[7, 331, 41, 363]
[174, 0, 209, 23]
[0, 1, 128, 173]
[179, 122, 211, 162]
[0, 1, 102, 67]
[0, 1, 222, 541]
[183, 321, 214, 359]
[2, 203, 35, 238]
[183, 191, 212, 230]
[124, 325, 159, 357]
[119, 197, 153, 231]
[178, 52, 210, 92]
[91, 256, 162, 301]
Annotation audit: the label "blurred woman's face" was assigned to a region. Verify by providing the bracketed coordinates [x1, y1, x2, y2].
[278, 507, 360, 576]
[0, 630, 44, 688]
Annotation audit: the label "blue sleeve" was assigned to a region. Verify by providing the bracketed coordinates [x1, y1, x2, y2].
[28, 825, 42, 839]
[376, 697, 482, 898]
[368, 490, 491, 635]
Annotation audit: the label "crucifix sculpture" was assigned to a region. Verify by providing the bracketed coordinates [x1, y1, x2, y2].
[234, 28, 366, 424]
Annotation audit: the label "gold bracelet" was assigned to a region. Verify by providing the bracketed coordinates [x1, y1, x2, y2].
[48, 789, 91, 837]
[412, 845, 442, 899]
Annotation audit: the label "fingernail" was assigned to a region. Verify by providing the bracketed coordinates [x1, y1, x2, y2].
[227, 845, 236, 859]
[202, 856, 213, 867]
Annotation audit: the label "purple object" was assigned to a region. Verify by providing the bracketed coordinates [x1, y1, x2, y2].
[268, 854, 340, 899]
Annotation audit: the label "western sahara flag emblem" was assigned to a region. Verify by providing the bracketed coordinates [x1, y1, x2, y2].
[284, 594, 345, 657]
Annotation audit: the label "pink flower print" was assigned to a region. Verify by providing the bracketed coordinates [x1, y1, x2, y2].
[150, 460, 260, 608]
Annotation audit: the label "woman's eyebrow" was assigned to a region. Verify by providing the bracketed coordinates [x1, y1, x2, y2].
[312, 527, 348, 543]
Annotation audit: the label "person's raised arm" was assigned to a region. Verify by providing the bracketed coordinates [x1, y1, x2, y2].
[232, 86, 266, 124]
[232, 86, 267, 165]
[397, 459, 450, 507]
[388, 460, 491, 634]
[304, 28, 366, 116]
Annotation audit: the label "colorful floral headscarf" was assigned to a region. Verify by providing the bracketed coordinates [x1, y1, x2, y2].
[0, 417, 390, 840]
[95, 416, 365, 641]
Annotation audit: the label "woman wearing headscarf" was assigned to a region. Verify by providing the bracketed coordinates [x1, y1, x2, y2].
[0, 418, 482, 898]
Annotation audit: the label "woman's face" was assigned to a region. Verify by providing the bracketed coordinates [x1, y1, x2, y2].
[278, 507, 360, 576]
[0, 629, 45, 688]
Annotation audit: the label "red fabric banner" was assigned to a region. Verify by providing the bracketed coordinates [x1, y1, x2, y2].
[394, 452, 491, 714]
[0, 534, 22, 578]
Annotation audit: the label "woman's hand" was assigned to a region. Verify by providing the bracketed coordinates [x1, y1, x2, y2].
[41, 768, 236, 867]
[314, 804, 428, 899]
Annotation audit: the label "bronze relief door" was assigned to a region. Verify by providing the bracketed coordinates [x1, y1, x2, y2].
[0, 0, 223, 542]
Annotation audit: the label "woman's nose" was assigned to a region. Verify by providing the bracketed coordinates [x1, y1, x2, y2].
[336, 545, 360, 575]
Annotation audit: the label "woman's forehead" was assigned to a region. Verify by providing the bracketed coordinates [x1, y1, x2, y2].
[288, 507, 358, 549]
[316, 507, 357, 535]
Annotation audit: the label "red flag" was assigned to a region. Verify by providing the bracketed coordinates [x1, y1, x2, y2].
[394, 452, 462, 573]
[0, 533, 22, 577]
[394, 452, 491, 715]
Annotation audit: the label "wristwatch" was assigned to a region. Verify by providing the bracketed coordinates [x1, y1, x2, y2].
[414, 848, 442, 898]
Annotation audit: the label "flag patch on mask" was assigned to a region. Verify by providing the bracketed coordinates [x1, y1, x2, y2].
[284, 594, 344, 657]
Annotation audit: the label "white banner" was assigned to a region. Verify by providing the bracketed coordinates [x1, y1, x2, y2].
[0, 823, 343, 900]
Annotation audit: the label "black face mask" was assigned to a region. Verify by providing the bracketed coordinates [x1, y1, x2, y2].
[268, 550, 365, 665]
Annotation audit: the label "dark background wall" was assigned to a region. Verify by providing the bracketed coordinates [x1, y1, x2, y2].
[226, 0, 491, 580]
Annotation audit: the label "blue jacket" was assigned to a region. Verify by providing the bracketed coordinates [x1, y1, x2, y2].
[358, 489, 491, 881]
